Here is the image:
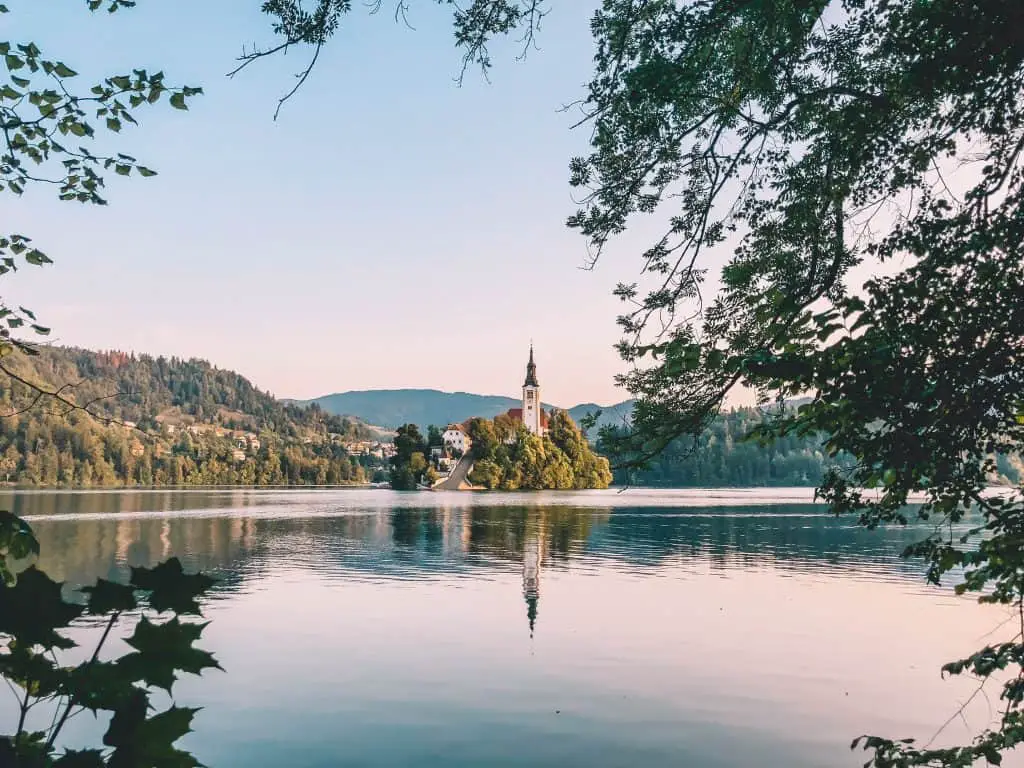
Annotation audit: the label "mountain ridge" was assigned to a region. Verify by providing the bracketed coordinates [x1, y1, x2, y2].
[292, 388, 634, 433]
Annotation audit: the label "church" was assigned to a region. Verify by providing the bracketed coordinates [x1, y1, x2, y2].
[501, 345, 550, 436]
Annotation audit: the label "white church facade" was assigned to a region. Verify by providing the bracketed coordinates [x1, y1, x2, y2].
[501, 345, 549, 436]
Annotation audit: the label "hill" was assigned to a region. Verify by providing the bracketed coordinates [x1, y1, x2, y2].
[0, 347, 384, 487]
[298, 388, 634, 434]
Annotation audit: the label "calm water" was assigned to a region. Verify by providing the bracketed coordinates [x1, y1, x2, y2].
[2, 488, 1018, 767]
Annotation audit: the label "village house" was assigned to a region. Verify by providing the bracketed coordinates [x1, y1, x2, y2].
[430, 445, 457, 474]
[442, 424, 472, 454]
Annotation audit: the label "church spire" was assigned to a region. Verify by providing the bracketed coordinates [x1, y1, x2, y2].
[524, 344, 539, 387]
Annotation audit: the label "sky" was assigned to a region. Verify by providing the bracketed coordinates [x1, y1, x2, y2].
[6, 0, 677, 407]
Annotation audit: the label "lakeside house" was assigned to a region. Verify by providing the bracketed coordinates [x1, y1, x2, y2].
[443, 424, 471, 454]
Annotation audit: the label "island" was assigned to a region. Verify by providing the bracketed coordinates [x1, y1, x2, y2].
[389, 346, 612, 491]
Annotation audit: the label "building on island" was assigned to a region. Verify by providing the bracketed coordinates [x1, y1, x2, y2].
[500, 345, 550, 436]
[443, 424, 472, 454]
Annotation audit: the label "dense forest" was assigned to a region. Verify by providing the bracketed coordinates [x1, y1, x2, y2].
[599, 408, 841, 487]
[0, 347, 381, 487]
[600, 407, 1024, 488]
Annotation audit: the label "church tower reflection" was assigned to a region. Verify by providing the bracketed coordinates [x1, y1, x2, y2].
[522, 511, 546, 638]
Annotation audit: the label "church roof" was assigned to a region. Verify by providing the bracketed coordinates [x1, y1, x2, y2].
[524, 345, 539, 387]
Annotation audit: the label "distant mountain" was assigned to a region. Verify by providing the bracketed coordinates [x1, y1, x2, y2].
[566, 401, 634, 434]
[296, 388, 634, 434]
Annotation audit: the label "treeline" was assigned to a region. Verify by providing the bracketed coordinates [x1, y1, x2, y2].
[467, 410, 612, 490]
[2, 347, 374, 439]
[598, 406, 1024, 488]
[599, 407, 849, 487]
[0, 347, 379, 487]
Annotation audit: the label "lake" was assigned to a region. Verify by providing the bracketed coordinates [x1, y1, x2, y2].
[2, 488, 1017, 767]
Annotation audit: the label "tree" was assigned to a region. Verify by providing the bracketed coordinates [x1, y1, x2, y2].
[558, 2, 1022, 765]
[426, 425, 443, 448]
[390, 424, 428, 489]
[465, 417, 497, 460]
[393, 423, 425, 462]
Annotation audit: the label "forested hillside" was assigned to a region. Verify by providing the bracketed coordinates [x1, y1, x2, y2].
[602, 408, 1024, 488]
[601, 408, 851, 487]
[0, 347, 379, 487]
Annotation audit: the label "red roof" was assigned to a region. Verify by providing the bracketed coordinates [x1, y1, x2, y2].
[504, 408, 549, 428]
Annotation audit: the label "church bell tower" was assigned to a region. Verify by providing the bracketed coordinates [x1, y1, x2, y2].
[522, 344, 542, 435]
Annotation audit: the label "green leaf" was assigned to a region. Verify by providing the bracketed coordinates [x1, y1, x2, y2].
[81, 578, 137, 614]
[0, 565, 83, 649]
[130, 557, 214, 614]
[65, 661, 138, 713]
[137, 166, 157, 177]
[0, 510, 40, 562]
[105, 692, 203, 767]
[53, 62, 78, 78]
[25, 248, 53, 266]
[119, 615, 220, 692]
[169, 91, 187, 110]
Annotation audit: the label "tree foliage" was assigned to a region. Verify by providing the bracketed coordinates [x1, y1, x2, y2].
[0, 511, 218, 767]
[390, 423, 427, 490]
[0, 347, 375, 486]
[467, 410, 612, 490]
[601, 405, 861, 488]
[562, 1, 1024, 764]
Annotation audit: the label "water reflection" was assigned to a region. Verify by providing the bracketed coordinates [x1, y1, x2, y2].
[22, 492, 954, 617]
[6, 490, 1015, 768]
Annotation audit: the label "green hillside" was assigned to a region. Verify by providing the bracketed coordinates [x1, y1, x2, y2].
[0, 347, 381, 487]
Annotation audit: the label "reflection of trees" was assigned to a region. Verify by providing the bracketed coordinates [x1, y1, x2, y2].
[1, 489, 271, 519]
[464, 505, 609, 564]
[30, 514, 260, 595]
[21, 501, 953, 602]
[588, 504, 942, 578]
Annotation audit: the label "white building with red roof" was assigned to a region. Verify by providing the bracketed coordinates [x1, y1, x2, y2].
[501, 345, 549, 437]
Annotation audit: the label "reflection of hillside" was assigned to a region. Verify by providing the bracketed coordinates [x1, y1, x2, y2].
[24, 502, 949, 596]
[0, 489, 273, 518]
[30, 514, 260, 592]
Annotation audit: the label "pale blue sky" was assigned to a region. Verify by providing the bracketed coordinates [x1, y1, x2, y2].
[6, 0, 659, 407]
